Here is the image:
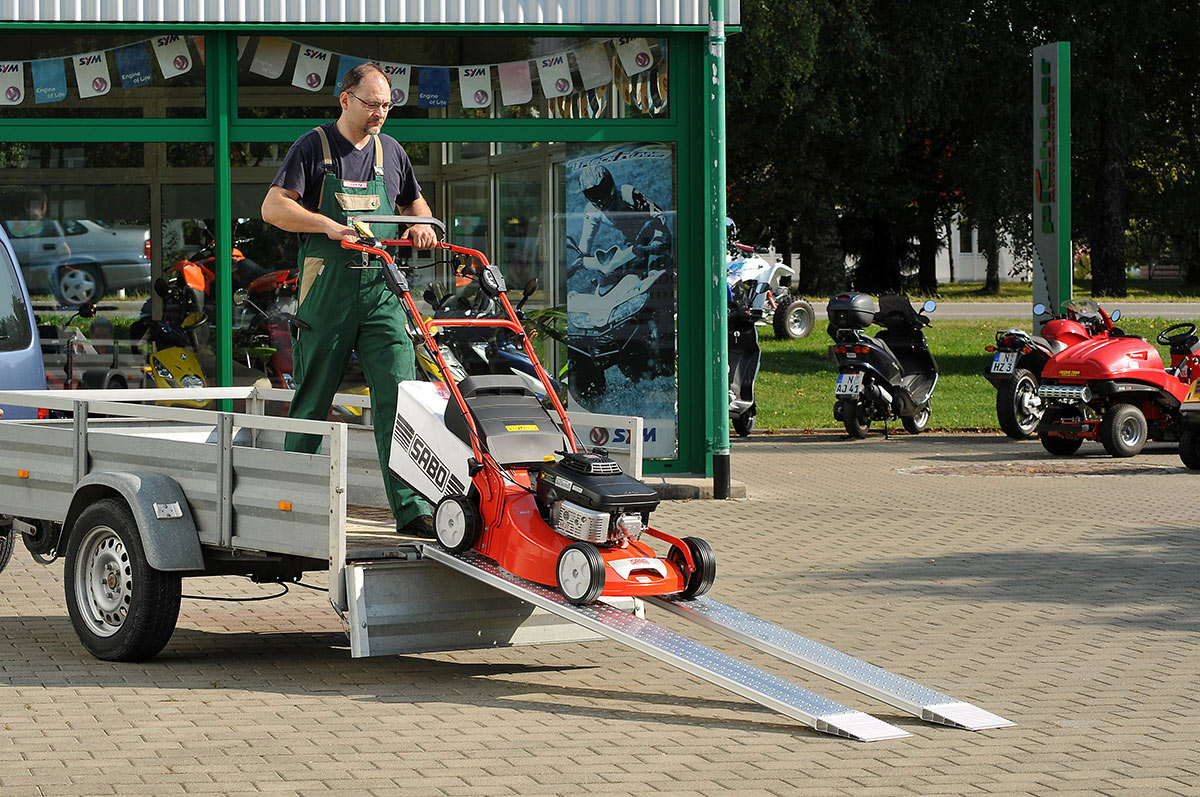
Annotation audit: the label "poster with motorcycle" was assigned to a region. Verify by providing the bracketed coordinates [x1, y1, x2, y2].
[565, 143, 677, 459]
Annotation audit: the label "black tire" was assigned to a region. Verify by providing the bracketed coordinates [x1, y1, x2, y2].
[732, 407, 755, 437]
[55, 265, 104, 306]
[556, 542, 605, 605]
[1180, 428, 1200, 470]
[1100, 403, 1148, 458]
[997, 368, 1042, 440]
[1039, 408, 1084, 456]
[0, 525, 14, 575]
[434, 495, 480, 554]
[773, 297, 815, 340]
[63, 498, 181, 662]
[669, 536, 717, 599]
[841, 398, 869, 438]
[902, 402, 932, 435]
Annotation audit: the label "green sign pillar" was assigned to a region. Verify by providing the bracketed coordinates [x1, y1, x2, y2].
[1032, 41, 1071, 332]
[707, 0, 730, 496]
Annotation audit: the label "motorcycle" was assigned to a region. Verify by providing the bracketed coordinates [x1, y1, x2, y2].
[231, 268, 299, 391]
[725, 227, 813, 340]
[37, 302, 150, 391]
[727, 278, 765, 436]
[165, 222, 269, 319]
[984, 300, 1119, 439]
[1036, 316, 1200, 457]
[566, 236, 675, 401]
[827, 292, 939, 438]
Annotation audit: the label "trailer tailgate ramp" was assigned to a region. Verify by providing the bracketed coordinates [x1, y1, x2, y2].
[420, 546, 908, 741]
[649, 595, 1015, 731]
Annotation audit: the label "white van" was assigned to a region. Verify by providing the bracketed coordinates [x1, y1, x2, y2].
[0, 225, 47, 419]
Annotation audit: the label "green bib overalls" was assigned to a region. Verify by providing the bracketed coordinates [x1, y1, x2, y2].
[283, 127, 429, 527]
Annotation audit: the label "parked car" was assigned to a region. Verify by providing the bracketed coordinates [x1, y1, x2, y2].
[0, 218, 151, 306]
[0, 225, 48, 420]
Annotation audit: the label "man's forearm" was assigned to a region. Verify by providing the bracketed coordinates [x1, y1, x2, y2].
[261, 187, 346, 239]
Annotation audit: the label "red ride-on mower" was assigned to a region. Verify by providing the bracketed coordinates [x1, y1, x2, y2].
[341, 217, 716, 605]
[1035, 316, 1200, 457]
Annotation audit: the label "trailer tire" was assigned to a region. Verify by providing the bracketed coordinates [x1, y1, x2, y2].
[64, 497, 181, 662]
[1180, 428, 1200, 470]
[556, 543, 605, 605]
[670, 536, 716, 599]
[434, 495, 480, 554]
[1100, 403, 1147, 458]
[0, 525, 14, 575]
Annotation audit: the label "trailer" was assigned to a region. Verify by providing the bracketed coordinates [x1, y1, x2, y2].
[0, 386, 1012, 741]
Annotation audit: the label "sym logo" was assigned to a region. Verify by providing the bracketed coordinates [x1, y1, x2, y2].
[589, 426, 609, 446]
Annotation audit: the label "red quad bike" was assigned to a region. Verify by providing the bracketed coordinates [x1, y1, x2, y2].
[983, 299, 1119, 439]
[1036, 315, 1200, 457]
[341, 217, 716, 605]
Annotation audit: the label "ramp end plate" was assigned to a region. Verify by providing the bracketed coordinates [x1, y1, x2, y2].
[923, 702, 1016, 730]
[818, 712, 911, 742]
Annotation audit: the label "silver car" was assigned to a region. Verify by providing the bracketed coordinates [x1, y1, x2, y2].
[0, 218, 151, 306]
[0, 225, 48, 419]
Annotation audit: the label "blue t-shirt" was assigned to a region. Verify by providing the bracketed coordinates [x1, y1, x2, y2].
[270, 122, 422, 215]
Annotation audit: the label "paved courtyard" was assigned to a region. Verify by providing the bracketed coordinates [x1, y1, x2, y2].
[2, 432, 1198, 795]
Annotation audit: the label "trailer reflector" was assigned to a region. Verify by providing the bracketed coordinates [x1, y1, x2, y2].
[18, 469, 28, 479]
[279, 501, 292, 511]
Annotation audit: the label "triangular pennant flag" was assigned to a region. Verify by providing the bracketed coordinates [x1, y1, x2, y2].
[151, 34, 193, 78]
[236, 36, 248, 60]
[249, 37, 291, 80]
[73, 51, 112, 99]
[537, 52, 573, 99]
[614, 37, 654, 76]
[459, 65, 492, 109]
[417, 67, 450, 108]
[380, 62, 411, 106]
[31, 59, 67, 104]
[574, 44, 612, 91]
[333, 56, 366, 95]
[498, 61, 532, 106]
[194, 36, 206, 64]
[114, 43, 154, 90]
[649, 61, 668, 114]
[292, 45, 332, 92]
[0, 62, 25, 106]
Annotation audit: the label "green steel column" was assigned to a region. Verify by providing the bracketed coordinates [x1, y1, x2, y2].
[213, 34, 233, 396]
[706, 0, 730, 496]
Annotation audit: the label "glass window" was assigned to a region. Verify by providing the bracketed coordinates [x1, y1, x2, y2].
[236, 35, 667, 121]
[0, 241, 34, 353]
[0, 33, 206, 119]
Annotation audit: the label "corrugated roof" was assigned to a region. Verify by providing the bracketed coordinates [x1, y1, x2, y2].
[0, 0, 739, 25]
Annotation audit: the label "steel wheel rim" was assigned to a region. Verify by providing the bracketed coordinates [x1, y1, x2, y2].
[914, 405, 931, 427]
[59, 269, 97, 305]
[557, 548, 593, 600]
[436, 501, 466, 548]
[74, 526, 131, 638]
[787, 305, 812, 336]
[1120, 416, 1144, 447]
[1015, 378, 1041, 428]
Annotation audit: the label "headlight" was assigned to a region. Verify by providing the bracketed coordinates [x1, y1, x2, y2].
[180, 374, 204, 388]
[609, 292, 649, 326]
[153, 361, 173, 380]
[568, 310, 608, 332]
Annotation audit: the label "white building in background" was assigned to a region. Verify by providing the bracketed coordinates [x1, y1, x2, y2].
[936, 217, 1025, 283]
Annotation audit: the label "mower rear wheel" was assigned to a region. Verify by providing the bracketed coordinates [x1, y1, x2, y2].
[1039, 408, 1084, 456]
[434, 495, 480, 554]
[556, 543, 605, 605]
[1100, 403, 1147, 458]
[670, 536, 717, 599]
[1180, 428, 1200, 470]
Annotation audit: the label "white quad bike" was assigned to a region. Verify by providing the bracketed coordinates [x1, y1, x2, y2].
[725, 239, 813, 340]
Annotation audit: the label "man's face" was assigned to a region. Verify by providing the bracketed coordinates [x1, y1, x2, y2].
[341, 73, 391, 137]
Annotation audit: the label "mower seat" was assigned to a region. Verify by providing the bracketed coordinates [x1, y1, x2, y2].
[443, 374, 564, 468]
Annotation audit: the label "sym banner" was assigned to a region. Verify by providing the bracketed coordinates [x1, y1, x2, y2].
[565, 142, 678, 459]
[1032, 42, 1071, 332]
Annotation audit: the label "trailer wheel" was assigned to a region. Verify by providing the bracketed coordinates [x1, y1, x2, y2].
[64, 498, 181, 662]
[556, 542, 605, 605]
[1100, 403, 1147, 458]
[1180, 428, 1200, 470]
[0, 525, 14, 575]
[434, 495, 480, 554]
[670, 536, 717, 599]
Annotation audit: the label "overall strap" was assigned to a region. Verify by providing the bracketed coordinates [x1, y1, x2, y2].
[313, 126, 336, 175]
[372, 134, 384, 177]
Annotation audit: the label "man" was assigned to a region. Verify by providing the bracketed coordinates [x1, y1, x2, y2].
[576, 164, 671, 271]
[261, 62, 437, 537]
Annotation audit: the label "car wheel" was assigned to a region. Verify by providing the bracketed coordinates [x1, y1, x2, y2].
[56, 265, 104, 306]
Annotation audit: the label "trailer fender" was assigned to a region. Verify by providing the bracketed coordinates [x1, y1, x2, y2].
[64, 472, 204, 572]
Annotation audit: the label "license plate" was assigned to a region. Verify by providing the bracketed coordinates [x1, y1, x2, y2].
[835, 373, 863, 396]
[991, 351, 1018, 374]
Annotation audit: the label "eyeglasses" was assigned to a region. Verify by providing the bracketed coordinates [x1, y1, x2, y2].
[346, 90, 394, 113]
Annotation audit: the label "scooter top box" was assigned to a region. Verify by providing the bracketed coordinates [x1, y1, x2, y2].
[826, 293, 877, 330]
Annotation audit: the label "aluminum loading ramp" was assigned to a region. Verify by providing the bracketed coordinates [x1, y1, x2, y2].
[421, 546, 1013, 740]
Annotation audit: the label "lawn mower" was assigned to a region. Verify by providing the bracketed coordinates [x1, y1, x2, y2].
[342, 217, 715, 605]
[1035, 314, 1200, 457]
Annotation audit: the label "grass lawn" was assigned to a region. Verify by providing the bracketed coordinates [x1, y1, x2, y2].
[801, 279, 1200, 303]
[752, 314, 1187, 432]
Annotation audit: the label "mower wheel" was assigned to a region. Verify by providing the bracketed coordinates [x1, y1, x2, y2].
[556, 543, 605, 605]
[1100, 403, 1147, 458]
[1039, 408, 1084, 456]
[434, 495, 480, 554]
[1180, 428, 1200, 470]
[670, 536, 717, 600]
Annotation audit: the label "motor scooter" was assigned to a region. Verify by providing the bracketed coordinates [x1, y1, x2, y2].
[37, 302, 150, 391]
[827, 293, 938, 438]
[1036, 316, 1200, 457]
[727, 278, 765, 436]
[983, 300, 1119, 439]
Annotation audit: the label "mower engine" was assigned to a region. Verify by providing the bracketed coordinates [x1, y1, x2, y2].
[536, 451, 660, 545]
